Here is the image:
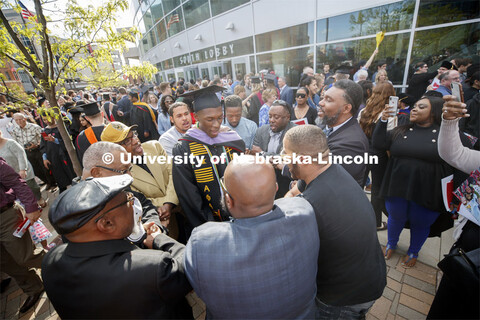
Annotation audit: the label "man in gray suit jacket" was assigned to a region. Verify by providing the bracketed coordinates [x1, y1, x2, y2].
[42, 175, 192, 319]
[184, 156, 319, 319]
[250, 101, 296, 197]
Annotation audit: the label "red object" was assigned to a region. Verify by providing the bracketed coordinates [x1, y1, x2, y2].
[18, 0, 35, 19]
[190, 112, 196, 125]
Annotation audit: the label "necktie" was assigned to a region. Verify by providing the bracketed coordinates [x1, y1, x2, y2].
[324, 127, 333, 137]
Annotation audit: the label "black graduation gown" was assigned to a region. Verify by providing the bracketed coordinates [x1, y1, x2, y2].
[172, 133, 245, 232]
[40, 126, 76, 190]
[130, 102, 160, 142]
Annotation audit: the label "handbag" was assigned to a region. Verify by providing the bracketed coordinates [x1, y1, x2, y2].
[437, 247, 480, 297]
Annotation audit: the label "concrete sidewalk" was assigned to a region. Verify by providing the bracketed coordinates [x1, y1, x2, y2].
[1, 192, 450, 320]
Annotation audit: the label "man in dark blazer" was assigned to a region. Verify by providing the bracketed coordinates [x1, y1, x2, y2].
[42, 175, 192, 319]
[318, 79, 368, 186]
[251, 101, 296, 197]
[278, 76, 294, 107]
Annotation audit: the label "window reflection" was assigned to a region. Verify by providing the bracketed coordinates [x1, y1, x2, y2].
[166, 9, 184, 37]
[151, 0, 164, 24]
[210, 0, 249, 17]
[257, 47, 314, 87]
[183, 0, 210, 29]
[411, 23, 479, 70]
[316, 19, 327, 43]
[326, 0, 414, 41]
[163, 0, 181, 14]
[417, 0, 479, 27]
[156, 19, 167, 43]
[316, 33, 410, 85]
[143, 8, 154, 32]
[256, 22, 314, 52]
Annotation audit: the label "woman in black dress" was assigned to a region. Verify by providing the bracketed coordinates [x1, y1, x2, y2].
[292, 87, 318, 125]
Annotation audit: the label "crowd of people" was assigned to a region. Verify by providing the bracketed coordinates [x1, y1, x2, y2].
[0, 51, 479, 318]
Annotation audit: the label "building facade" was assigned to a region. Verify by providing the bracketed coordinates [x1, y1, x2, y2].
[133, 0, 479, 89]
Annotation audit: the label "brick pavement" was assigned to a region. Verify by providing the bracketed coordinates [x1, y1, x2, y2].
[1, 187, 440, 319]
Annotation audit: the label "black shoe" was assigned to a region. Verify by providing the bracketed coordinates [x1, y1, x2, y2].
[19, 290, 43, 313]
[0, 278, 11, 293]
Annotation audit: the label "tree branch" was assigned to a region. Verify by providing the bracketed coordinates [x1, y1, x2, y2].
[0, 10, 44, 78]
[34, 0, 50, 81]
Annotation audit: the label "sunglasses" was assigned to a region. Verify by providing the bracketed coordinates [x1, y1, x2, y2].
[296, 93, 306, 98]
[94, 191, 134, 223]
[95, 165, 133, 175]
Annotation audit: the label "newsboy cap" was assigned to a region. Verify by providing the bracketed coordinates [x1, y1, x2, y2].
[48, 175, 133, 235]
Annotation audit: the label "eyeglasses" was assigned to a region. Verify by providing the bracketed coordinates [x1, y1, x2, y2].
[94, 191, 134, 223]
[120, 131, 138, 146]
[296, 93, 306, 98]
[220, 176, 234, 202]
[273, 99, 288, 106]
[95, 165, 133, 175]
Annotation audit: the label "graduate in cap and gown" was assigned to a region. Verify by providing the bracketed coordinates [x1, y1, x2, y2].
[75, 101, 106, 164]
[129, 91, 159, 143]
[172, 85, 245, 233]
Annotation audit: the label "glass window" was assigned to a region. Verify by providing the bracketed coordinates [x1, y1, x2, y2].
[216, 37, 254, 59]
[257, 47, 314, 87]
[140, 0, 151, 15]
[166, 9, 184, 37]
[249, 56, 256, 74]
[316, 32, 410, 85]
[143, 8, 154, 32]
[151, 0, 164, 24]
[156, 19, 168, 43]
[142, 34, 151, 53]
[167, 72, 175, 80]
[138, 17, 147, 34]
[183, 0, 210, 29]
[163, 0, 180, 14]
[256, 22, 314, 52]
[326, 0, 414, 41]
[163, 59, 174, 70]
[210, 0, 249, 17]
[316, 19, 327, 43]
[417, 0, 479, 27]
[411, 23, 479, 71]
[149, 28, 159, 48]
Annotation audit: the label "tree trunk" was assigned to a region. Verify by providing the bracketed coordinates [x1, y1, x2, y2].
[44, 89, 82, 177]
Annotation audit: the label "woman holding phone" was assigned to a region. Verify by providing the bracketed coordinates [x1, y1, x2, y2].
[372, 95, 464, 267]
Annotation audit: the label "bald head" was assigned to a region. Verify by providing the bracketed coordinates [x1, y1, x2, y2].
[223, 155, 277, 218]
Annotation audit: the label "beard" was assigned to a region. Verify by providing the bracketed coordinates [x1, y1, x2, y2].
[323, 108, 343, 127]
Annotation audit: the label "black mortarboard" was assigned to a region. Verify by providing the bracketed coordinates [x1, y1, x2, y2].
[81, 101, 101, 116]
[141, 85, 154, 95]
[68, 106, 83, 114]
[37, 96, 46, 107]
[179, 85, 224, 112]
[398, 93, 414, 106]
[102, 93, 110, 100]
[251, 76, 261, 84]
[49, 175, 133, 234]
[64, 101, 75, 110]
[264, 74, 276, 83]
[439, 61, 457, 70]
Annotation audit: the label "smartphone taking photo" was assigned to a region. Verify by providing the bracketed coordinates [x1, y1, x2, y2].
[388, 96, 399, 115]
[451, 82, 464, 103]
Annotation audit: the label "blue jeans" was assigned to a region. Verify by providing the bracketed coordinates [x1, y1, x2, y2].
[385, 196, 440, 256]
[315, 298, 374, 320]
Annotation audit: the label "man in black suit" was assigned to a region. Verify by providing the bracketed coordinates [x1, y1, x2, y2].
[318, 79, 368, 186]
[283, 125, 386, 319]
[250, 101, 295, 198]
[116, 87, 132, 125]
[278, 76, 294, 107]
[42, 175, 192, 319]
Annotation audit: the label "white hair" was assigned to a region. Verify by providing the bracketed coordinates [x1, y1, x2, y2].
[82, 142, 126, 171]
[356, 69, 369, 81]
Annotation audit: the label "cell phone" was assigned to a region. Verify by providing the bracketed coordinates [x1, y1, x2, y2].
[388, 96, 399, 114]
[451, 82, 464, 103]
[41, 132, 48, 139]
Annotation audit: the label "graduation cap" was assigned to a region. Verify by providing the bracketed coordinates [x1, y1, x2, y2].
[439, 61, 457, 70]
[102, 93, 111, 100]
[251, 76, 261, 84]
[37, 96, 46, 107]
[398, 93, 414, 107]
[264, 74, 276, 83]
[68, 106, 83, 114]
[81, 101, 101, 116]
[179, 85, 224, 112]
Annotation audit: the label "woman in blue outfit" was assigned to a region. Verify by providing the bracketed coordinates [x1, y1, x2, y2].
[299, 75, 320, 109]
[372, 95, 459, 268]
[157, 94, 175, 135]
